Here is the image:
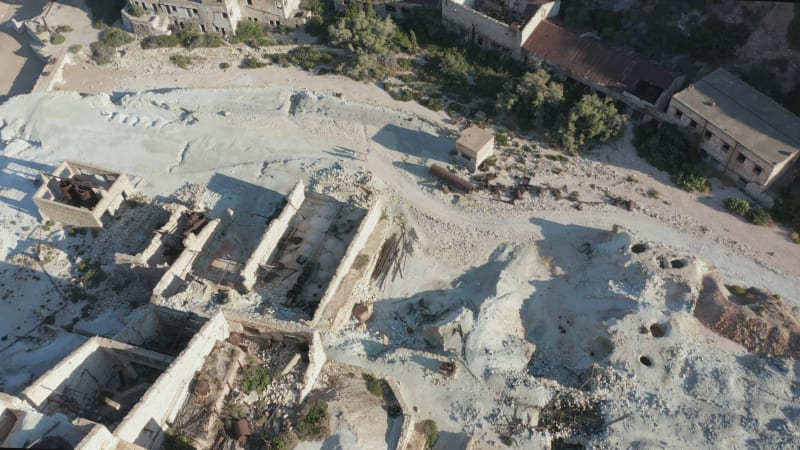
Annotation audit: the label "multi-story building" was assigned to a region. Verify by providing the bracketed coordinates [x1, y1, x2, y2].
[668, 68, 800, 200]
[122, 0, 306, 37]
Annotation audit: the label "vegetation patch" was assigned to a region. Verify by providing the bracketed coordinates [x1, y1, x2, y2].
[287, 46, 334, 71]
[162, 430, 195, 450]
[50, 33, 66, 45]
[633, 122, 709, 193]
[295, 400, 330, 441]
[725, 197, 772, 225]
[242, 366, 272, 393]
[421, 419, 439, 449]
[362, 373, 384, 397]
[76, 260, 107, 289]
[170, 54, 193, 69]
[241, 57, 267, 69]
[68, 44, 82, 54]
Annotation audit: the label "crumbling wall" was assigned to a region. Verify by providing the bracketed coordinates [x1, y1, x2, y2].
[312, 199, 382, 326]
[442, 0, 521, 53]
[385, 376, 415, 450]
[21, 337, 103, 408]
[241, 180, 306, 291]
[299, 331, 326, 401]
[114, 312, 230, 448]
[151, 218, 221, 298]
[132, 205, 186, 266]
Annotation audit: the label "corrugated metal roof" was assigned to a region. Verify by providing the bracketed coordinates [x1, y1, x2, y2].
[522, 20, 678, 96]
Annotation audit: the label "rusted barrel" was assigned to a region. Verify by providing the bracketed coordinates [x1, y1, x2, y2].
[429, 164, 475, 193]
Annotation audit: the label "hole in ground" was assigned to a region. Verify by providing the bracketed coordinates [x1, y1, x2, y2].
[631, 243, 648, 254]
[671, 259, 688, 268]
[639, 355, 652, 367]
[650, 323, 668, 338]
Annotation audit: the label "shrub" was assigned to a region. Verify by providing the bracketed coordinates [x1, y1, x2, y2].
[233, 21, 265, 43]
[141, 34, 181, 49]
[419, 97, 444, 111]
[295, 400, 330, 441]
[672, 172, 709, 193]
[170, 54, 192, 69]
[77, 260, 107, 288]
[130, 4, 145, 17]
[729, 285, 746, 295]
[220, 62, 231, 69]
[725, 197, 752, 216]
[362, 373, 383, 397]
[748, 207, 772, 226]
[567, 191, 580, 202]
[397, 57, 414, 70]
[90, 42, 115, 65]
[100, 27, 134, 47]
[241, 57, 266, 69]
[287, 46, 333, 70]
[422, 420, 439, 449]
[163, 431, 195, 450]
[68, 44, 82, 54]
[269, 431, 299, 450]
[44, 314, 56, 325]
[50, 33, 66, 45]
[91, 19, 108, 30]
[56, 25, 73, 33]
[242, 366, 272, 393]
[556, 93, 625, 153]
[494, 131, 511, 147]
[646, 188, 659, 199]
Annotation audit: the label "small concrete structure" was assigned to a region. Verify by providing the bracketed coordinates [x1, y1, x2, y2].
[456, 125, 495, 171]
[33, 160, 133, 228]
[668, 68, 800, 203]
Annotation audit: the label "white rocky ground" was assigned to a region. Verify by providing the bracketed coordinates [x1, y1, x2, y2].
[0, 86, 798, 449]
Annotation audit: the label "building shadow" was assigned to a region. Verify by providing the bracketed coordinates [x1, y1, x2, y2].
[372, 124, 452, 162]
[0, 28, 46, 104]
[0, 156, 54, 218]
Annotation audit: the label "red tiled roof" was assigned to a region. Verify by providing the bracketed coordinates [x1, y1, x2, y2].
[523, 20, 678, 95]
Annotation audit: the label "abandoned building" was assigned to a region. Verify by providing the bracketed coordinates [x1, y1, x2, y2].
[122, 0, 306, 37]
[668, 68, 800, 203]
[456, 125, 495, 172]
[148, 178, 383, 330]
[32, 160, 134, 228]
[522, 20, 683, 115]
[441, 0, 560, 60]
[336, 0, 438, 20]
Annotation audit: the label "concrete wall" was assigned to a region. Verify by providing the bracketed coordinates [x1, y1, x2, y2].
[243, 0, 302, 24]
[299, 331, 326, 401]
[241, 180, 305, 291]
[456, 140, 494, 172]
[129, 0, 241, 35]
[76, 424, 124, 450]
[311, 199, 382, 326]
[385, 376, 415, 450]
[442, 0, 520, 53]
[151, 218, 221, 297]
[114, 312, 230, 448]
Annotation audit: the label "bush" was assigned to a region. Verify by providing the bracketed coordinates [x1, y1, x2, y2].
[295, 400, 330, 441]
[422, 420, 439, 449]
[242, 366, 272, 393]
[287, 46, 333, 70]
[170, 54, 192, 69]
[556, 94, 625, 153]
[725, 197, 752, 216]
[90, 42, 115, 65]
[362, 373, 383, 397]
[304, 15, 331, 43]
[56, 25, 73, 33]
[50, 33, 66, 45]
[178, 26, 223, 49]
[220, 62, 231, 69]
[748, 207, 772, 226]
[729, 285, 746, 295]
[77, 260, 107, 288]
[100, 27, 134, 47]
[233, 21, 265, 43]
[494, 131, 511, 147]
[68, 44, 82, 54]
[269, 431, 299, 450]
[163, 431, 195, 450]
[397, 57, 414, 70]
[141, 34, 181, 49]
[241, 57, 266, 69]
[130, 5, 145, 17]
[672, 171, 709, 193]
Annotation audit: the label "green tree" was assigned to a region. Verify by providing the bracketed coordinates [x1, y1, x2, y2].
[497, 69, 564, 125]
[556, 94, 624, 152]
[435, 48, 470, 85]
[328, 5, 397, 79]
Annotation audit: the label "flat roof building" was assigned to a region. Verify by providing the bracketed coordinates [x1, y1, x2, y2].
[668, 68, 800, 197]
[456, 125, 495, 172]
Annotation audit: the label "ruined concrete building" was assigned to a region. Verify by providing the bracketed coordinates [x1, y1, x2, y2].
[456, 125, 495, 172]
[121, 0, 308, 37]
[668, 68, 800, 205]
[33, 160, 134, 228]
